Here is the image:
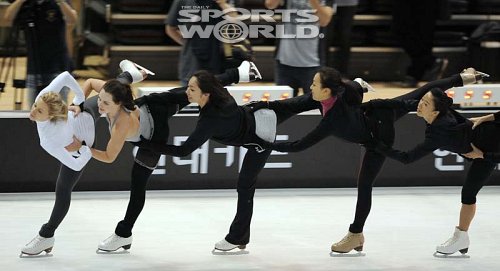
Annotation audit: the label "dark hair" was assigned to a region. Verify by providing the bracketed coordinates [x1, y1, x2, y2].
[103, 79, 135, 111]
[429, 88, 453, 117]
[192, 70, 232, 107]
[317, 67, 345, 97]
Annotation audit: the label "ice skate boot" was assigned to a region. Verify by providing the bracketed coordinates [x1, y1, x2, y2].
[331, 231, 364, 254]
[97, 233, 132, 253]
[20, 235, 54, 258]
[435, 227, 470, 257]
[212, 238, 247, 254]
[354, 78, 376, 93]
[238, 61, 262, 83]
[119, 59, 155, 83]
[460, 67, 490, 85]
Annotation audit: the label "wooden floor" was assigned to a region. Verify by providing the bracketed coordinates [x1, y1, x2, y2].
[0, 57, 459, 111]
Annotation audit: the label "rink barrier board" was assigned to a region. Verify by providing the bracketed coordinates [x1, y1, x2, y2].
[0, 111, 499, 192]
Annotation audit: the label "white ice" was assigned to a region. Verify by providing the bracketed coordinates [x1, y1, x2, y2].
[1, 187, 500, 271]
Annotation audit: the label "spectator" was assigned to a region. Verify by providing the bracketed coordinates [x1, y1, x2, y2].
[166, 0, 236, 86]
[266, 0, 335, 97]
[327, 0, 358, 78]
[392, 0, 448, 88]
[4, 0, 77, 108]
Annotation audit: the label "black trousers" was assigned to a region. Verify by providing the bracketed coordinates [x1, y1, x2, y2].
[224, 148, 272, 245]
[224, 94, 317, 244]
[392, 0, 439, 80]
[275, 61, 319, 97]
[349, 74, 464, 233]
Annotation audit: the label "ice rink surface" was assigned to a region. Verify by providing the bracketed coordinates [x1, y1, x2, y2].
[1, 187, 500, 271]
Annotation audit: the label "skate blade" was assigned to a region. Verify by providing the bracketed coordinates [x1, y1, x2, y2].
[476, 71, 490, 78]
[329, 251, 365, 257]
[19, 251, 53, 258]
[96, 248, 130, 255]
[211, 245, 249, 255]
[249, 62, 262, 80]
[134, 63, 155, 76]
[211, 249, 249, 255]
[433, 251, 470, 259]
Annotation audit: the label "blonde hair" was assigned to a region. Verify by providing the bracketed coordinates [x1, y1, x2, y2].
[40, 92, 68, 122]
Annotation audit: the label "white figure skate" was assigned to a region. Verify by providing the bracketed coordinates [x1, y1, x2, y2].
[238, 61, 262, 83]
[354, 78, 376, 93]
[212, 238, 248, 255]
[434, 227, 470, 258]
[96, 233, 132, 254]
[119, 59, 155, 83]
[20, 235, 54, 258]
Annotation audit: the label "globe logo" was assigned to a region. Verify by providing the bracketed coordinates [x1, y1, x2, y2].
[214, 21, 248, 43]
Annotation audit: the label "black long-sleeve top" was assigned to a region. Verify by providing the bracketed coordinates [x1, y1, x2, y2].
[270, 94, 373, 152]
[134, 87, 191, 118]
[138, 87, 326, 157]
[375, 101, 500, 164]
[139, 93, 259, 157]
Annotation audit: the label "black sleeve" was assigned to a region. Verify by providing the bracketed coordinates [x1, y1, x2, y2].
[375, 136, 442, 164]
[141, 116, 215, 157]
[364, 99, 418, 111]
[484, 152, 500, 163]
[143, 87, 190, 108]
[268, 92, 319, 115]
[272, 120, 330, 152]
[494, 111, 500, 123]
[215, 68, 240, 86]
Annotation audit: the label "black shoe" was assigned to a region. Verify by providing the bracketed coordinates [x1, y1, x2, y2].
[396, 75, 418, 88]
[422, 58, 449, 81]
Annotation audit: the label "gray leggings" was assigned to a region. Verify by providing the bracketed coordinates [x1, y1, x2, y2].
[37, 72, 133, 238]
[39, 165, 84, 238]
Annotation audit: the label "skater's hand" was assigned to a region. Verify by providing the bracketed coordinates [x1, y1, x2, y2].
[469, 114, 494, 129]
[245, 101, 269, 113]
[462, 144, 484, 159]
[68, 105, 82, 116]
[65, 136, 82, 152]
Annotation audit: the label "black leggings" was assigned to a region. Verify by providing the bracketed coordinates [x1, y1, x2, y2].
[461, 121, 500, 205]
[349, 74, 465, 233]
[461, 159, 497, 205]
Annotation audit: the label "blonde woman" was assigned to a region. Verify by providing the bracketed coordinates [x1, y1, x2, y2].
[21, 60, 144, 257]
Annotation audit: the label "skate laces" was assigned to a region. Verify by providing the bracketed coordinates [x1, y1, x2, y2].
[440, 232, 460, 247]
[336, 233, 354, 246]
[26, 235, 43, 247]
[24, 235, 50, 250]
[103, 234, 120, 244]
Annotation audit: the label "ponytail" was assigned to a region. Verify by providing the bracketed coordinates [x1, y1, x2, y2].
[429, 88, 453, 117]
[103, 79, 135, 111]
[192, 70, 232, 108]
[317, 67, 345, 97]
